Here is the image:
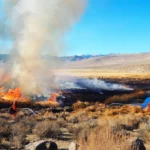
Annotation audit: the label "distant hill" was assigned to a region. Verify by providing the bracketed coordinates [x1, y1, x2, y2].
[1, 53, 150, 74]
[67, 52, 150, 73]
[60, 54, 103, 61]
[0, 54, 103, 63]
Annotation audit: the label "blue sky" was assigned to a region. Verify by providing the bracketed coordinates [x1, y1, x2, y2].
[66, 0, 150, 56]
[1, 0, 150, 56]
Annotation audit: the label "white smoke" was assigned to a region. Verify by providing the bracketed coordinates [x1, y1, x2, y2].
[75, 78, 134, 91]
[56, 77, 134, 92]
[3, 0, 87, 95]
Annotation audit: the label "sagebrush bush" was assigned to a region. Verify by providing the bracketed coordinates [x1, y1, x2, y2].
[72, 101, 86, 110]
[34, 120, 61, 139]
[78, 125, 130, 150]
[138, 119, 150, 142]
[0, 118, 11, 139]
[57, 118, 67, 127]
[11, 122, 28, 148]
[68, 120, 98, 139]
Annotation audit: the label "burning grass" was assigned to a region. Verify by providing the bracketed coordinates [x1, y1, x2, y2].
[0, 86, 62, 110]
[0, 98, 60, 109]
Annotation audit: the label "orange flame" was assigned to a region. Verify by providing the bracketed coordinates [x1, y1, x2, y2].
[2, 88, 22, 101]
[36, 91, 61, 106]
[0, 78, 62, 107]
[48, 91, 62, 103]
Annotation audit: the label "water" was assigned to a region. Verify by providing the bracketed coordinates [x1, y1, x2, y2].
[110, 97, 150, 108]
[140, 97, 150, 108]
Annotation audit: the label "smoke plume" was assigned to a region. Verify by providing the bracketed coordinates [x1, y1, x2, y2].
[3, 0, 87, 95]
[56, 77, 134, 92]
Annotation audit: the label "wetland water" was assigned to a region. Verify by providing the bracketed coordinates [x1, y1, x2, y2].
[139, 97, 150, 108]
[131, 97, 150, 108]
[110, 97, 150, 108]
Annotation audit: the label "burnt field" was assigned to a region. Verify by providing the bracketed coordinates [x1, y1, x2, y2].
[99, 77, 150, 90]
[0, 78, 149, 109]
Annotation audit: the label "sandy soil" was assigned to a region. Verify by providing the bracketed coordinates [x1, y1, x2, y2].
[57, 52, 150, 79]
[55, 69, 150, 79]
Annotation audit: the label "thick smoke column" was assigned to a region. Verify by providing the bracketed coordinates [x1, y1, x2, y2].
[4, 0, 87, 94]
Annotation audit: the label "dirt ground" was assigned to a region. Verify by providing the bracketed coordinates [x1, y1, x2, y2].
[55, 69, 150, 79]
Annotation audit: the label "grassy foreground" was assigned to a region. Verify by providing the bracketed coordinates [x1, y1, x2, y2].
[1, 101, 150, 149]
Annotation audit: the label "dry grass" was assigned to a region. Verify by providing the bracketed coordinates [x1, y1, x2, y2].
[0, 118, 11, 140]
[105, 90, 144, 104]
[72, 101, 86, 110]
[77, 124, 130, 150]
[0, 116, 30, 149]
[0, 112, 12, 120]
[34, 120, 62, 139]
[11, 122, 29, 148]
[104, 105, 143, 116]
[67, 110, 93, 124]
[137, 118, 150, 142]
[77, 114, 150, 150]
[57, 118, 67, 127]
[68, 119, 98, 139]
[55, 69, 150, 79]
[1, 102, 150, 149]
[35, 101, 60, 108]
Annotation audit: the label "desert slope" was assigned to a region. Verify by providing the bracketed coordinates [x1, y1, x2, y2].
[67, 53, 150, 71]
[61, 53, 150, 78]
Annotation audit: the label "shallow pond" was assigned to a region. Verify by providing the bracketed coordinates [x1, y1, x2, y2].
[140, 97, 150, 108]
